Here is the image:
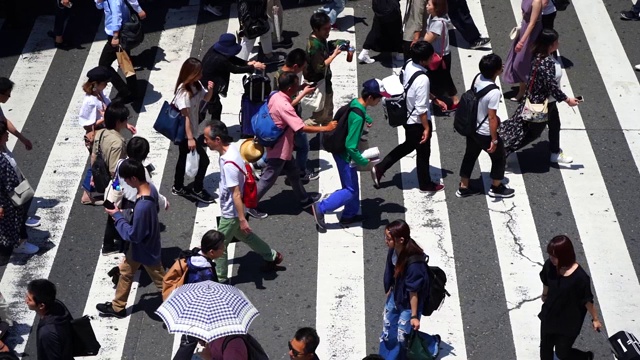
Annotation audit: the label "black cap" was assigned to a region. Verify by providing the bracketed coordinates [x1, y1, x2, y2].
[86, 66, 111, 83]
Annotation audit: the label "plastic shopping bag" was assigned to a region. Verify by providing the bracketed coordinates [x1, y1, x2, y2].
[185, 150, 199, 179]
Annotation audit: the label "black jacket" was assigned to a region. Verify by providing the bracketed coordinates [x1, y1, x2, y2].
[201, 47, 255, 97]
[37, 300, 74, 360]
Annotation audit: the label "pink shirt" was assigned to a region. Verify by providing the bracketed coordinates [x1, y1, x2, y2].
[266, 91, 305, 160]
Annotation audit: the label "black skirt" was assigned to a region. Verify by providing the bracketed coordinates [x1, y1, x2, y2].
[363, 11, 403, 53]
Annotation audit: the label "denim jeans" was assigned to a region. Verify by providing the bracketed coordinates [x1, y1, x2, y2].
[379, 294, 438, 360]
[318, 154, 359, 219]
[318, 0, 346, 25]
[82, 167, 93, 192]
[294, 131, 309, 173]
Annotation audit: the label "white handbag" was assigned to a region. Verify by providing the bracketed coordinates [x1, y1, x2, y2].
[509, 26, 521, 40]
[11, 177, 34, 207]
[300, 78, 326, 113]
[521, 58, 549, 123]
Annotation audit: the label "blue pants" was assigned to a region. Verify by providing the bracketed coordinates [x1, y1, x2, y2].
[318, 154, 359, 219]
[82, 168, 93, 192]
[318, 0, 346, 25]
[294, 131, 309, 173]
[379, 294, 438, 360]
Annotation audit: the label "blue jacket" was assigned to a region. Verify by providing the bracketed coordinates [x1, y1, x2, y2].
[113, 185, 161, 265]
[95, 0, 130, 36]
[383, 248, 429, 311]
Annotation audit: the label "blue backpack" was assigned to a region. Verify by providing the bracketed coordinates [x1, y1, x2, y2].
[251, 92, 287, 147]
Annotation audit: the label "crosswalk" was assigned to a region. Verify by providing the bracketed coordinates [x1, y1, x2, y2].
[1, 0, 639, 359]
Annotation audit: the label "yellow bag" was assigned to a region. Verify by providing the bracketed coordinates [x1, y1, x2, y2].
[162, 258, 188, 301]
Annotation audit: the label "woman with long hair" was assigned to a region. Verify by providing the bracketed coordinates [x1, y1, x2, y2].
[423, 0, 459, 109]
[379, 220, 440, 360]
[500, 29, 579, 162]
[539, 235, 601, 360]
[503, 0, 543, 102]
[171, 58, 215, 203]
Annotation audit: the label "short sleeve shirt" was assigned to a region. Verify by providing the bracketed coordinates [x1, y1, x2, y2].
[474, 75, 501, 136]
[427, 16, 450, 56]
[0, 105, 6, 125]
[266, 91, 305, 160]
[78, 92, 110, 127]
[92, 129, 126, 174]
[219, 144, 246, 219]
[174, 83, 207, 138]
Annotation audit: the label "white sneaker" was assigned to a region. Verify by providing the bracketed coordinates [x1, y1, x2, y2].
[358, 51, 375, 64]
[635, 64, 640, 71]
[14, 241, 39, 255]
[204, 5, 223, 16]
[550, 151, 573, 164]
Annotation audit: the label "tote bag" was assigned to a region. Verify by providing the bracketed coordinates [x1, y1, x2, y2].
[153, 93, 186, 144]
[300, 66, 328, 113]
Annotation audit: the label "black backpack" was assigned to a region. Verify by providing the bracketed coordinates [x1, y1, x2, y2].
[322, 104, 365, 154]
[383, 62, 427, 127]
[551, 0, 571, 11]
[238, 0, 270, 40]
[243, 72, 272, 103]
[119, 0, 144, 50]
[222, 334, 269, 360]
[453, 73, 499, 137]
[372, 0, 400, 17]
[71, 315, 101, 357]
[91, 130, 112, 193]
[407, 254, 451, 316]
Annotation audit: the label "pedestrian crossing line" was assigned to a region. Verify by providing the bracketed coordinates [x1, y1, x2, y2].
[459, 2, 547, 358]
[5, 16, 57, 152]
[79, 2, 201, 358]
[515, 0, 640, 338]
[315, 9, 366, 360]
[572, 0, 640, 172]
[0, 28, 109, 356]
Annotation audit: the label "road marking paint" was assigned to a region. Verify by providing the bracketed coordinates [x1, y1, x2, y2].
[315, 9, 366, 360]
[80, 2, 200, 358]
[6, 16, 57, 151]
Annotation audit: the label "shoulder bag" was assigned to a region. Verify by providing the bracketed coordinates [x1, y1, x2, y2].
[427, 19, 447, 71]
[521, 57, 549, 123]
[153, 91, 187, 144]
[91, 130, 112, 193]
[2, 153, 35, 207]
[300, 62, 328, 113]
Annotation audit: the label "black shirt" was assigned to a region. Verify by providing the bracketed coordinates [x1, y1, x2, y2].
[201, 47, 255, 97]
[538, 259, 594, 336]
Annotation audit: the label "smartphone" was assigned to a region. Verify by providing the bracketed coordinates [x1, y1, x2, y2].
[575, 95, 584, 102]
[103, 200, 115, 210]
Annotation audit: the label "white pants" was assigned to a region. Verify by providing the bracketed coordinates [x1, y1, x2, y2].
[237, 26, 274, 60]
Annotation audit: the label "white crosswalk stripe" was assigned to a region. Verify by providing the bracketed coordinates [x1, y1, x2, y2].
[1, 1, 639, 359]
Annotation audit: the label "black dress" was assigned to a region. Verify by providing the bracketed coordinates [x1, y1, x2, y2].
[538, 259, 593, 337]
[363, 6, 403, 53]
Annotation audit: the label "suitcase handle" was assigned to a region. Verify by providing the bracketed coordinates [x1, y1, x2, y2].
[598, 329, 620, 358]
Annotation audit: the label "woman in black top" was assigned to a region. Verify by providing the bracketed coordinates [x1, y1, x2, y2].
[539, 235, 601, 360]
[500, 29, 580, 160]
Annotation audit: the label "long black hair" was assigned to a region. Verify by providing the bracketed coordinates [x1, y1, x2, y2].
[532, 28, 559, 56]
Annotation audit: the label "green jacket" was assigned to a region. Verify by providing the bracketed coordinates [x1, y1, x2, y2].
[339, 99, 373, 166]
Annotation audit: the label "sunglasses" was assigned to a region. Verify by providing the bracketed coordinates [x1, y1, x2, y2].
[288, 341, 304, 357]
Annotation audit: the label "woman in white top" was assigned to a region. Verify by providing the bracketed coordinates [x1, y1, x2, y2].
[78, 66, 135, 152]
[424, 0, 459, 110]
[171, 58, 215, 203]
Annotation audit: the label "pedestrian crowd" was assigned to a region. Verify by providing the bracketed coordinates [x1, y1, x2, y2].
[4, 0, 635, 358]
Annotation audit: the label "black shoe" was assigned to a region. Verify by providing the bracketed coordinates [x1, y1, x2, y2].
[107, 266, 120, 286]
[470, 37, 490, 49]
[620, 10, 640, 20]
[311, 203, 326, 230]
[247, 208, 268, 219]
[96, 302, 127, 318]
[101, 244, 119, 256]
[300, 193, 321, 209]
[191, 189, 215, 204]
[261, 251, 283, 272]
[339, 214, 365, 225]
[586, 351, 594, 360]
[172, 186, 191, 197]
[370, 165, 383, 188]
[455, 186, 481, 198]
[488, 184, 515, 198]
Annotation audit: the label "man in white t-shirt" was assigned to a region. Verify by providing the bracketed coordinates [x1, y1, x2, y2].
[456, 54, 514, 199]
[203, 120, 283, 283]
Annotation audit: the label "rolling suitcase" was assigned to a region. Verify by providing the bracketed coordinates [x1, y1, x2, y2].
[601, 330, 640, 360]
[240, 70, 272, 138]
[239, 95, 263, 138]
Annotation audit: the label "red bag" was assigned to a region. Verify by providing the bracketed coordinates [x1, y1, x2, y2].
[427, 19, 447, 71]
[224, 161, 258, 209]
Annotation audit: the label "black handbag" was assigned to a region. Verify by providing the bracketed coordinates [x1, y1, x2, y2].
[119, 0, 144, 50]
[71, 315, 101, 357]
[91, 131, 112, 194]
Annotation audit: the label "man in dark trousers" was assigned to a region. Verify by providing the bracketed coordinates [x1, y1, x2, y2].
[447, 0, 490, 49]
[201, 33, 266, 122]
[26, 279, 74, 360]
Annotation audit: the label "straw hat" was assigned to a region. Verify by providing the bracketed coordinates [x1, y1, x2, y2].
[239, 139, 264, 163]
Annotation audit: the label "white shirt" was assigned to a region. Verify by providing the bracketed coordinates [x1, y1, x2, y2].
[549, 57, 562, 102]
[219, 144, 246, 219]
[542, 0, 556, 15]
[474, 75, 501, 136]
[78, 92, 110, 127]
[174, 83, 207, 138]
[116, 159, 168, 209]
[403, 61, 430, 125]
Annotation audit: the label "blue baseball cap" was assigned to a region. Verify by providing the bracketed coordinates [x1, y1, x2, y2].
[362, 78, 391, 98]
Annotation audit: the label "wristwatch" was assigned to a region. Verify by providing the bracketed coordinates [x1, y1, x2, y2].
[491, 139, 498, 145]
